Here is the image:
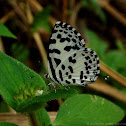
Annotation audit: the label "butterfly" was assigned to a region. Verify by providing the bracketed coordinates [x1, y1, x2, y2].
[45, 21, 100, 87]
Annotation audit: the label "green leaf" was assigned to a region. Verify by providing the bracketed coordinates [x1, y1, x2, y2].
[116, 40, 125, 51]
[53, 94, 124, 126]
[0, 51, 46, 111]
[16, 89, 78, 112]
[81, 0, 106, 23]
[0, 122, 18, 126]
[35, 107, 51, 126]
[0, 21, 16, 39]
[32, 6, 52, 33]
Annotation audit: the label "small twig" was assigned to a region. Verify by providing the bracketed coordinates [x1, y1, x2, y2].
[69, 3, 81, 27]
[0, 37, 5, 52]
[69, 3, 86, 42]
[28, 112, 39, 126]
[27, 0, 43, 11]
[33, 32, 47, 69]
[26, 2, 47, 69]
[62, 0, 67, 22]
[0, 10, 15, 23]
[9, 1, 28, 26]
[98, 0, 126, 26]
[100, 61, 126, 87]
[87, 79, 126, 103]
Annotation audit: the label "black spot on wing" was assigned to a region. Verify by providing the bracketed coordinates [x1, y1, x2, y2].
[66, 72, 68, 75]
[68, 26, 72, 30]
[84, 76, 87, 79]
[68, 34, 72, 37]
[59, 30, 63, 32]
[72, 79, 76, 83]
[68, 66, 73, 73]
[66, 37, 70, 42]
[78, 36, 82, 41]
[57, 34, 62, 38]
[68, 75, 72, 79]
[50, 39, 56, 44]
[61, 64, 65, 70]
[65, 80, 71, 84]
[81, 80, 85, 83]
[84, 62, 88, 66]
[86, 71, 90, 74]
[60, 38, 66, 42]
[64, 44, 80, 52]
[64, 23, 67, 28]
[73, 30, 77, 35]
[53, 30, 58, 33]
[68, 56, 76, 63]
[89, 60, 92, 63]
[73, 53, 76, 57]
[54, 58, 61, 67]
[80, 71, 83, 79]
[59, 70, 63, 81]
[64, 46, 71, 51]
[72, 38, 76, 43]
[64, 31, 68, 34]
[49, 49, 61, 54]
[85, 56, 90, 60]
[72, 44, 80, 50]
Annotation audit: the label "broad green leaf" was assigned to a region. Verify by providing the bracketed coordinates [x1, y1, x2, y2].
[16, 89, 78, 112]
[0, 51, 46, 111]
[35, 107, 51, 126]
[53, 94, 124, 126]
[0, 122, 18, 126]
[32, 6, 52, 33]
[0, 21, 16, 39]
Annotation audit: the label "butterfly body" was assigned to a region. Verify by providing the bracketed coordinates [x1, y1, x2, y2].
[47, 21, 100, 86]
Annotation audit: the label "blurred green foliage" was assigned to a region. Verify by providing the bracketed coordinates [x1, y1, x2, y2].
[85, 29, 126, 77]
[11, 43, 29, 63]
[81, 0, 106, 23]
[32, 6, 52, 33]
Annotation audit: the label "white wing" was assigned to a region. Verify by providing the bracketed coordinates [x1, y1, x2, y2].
[48, 21, 100, 86]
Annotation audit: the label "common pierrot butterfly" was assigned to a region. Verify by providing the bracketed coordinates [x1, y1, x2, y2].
[45, 21, 100, 87]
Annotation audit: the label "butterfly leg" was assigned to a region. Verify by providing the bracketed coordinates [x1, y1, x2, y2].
[48, 82, 57, 93]
[64, 86, 71, 91]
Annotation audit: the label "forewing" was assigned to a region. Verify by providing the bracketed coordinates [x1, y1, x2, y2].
[48, 21, 85, 83]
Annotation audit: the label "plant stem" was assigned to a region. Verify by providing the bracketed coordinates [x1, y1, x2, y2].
[28, 112, 39, 126]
